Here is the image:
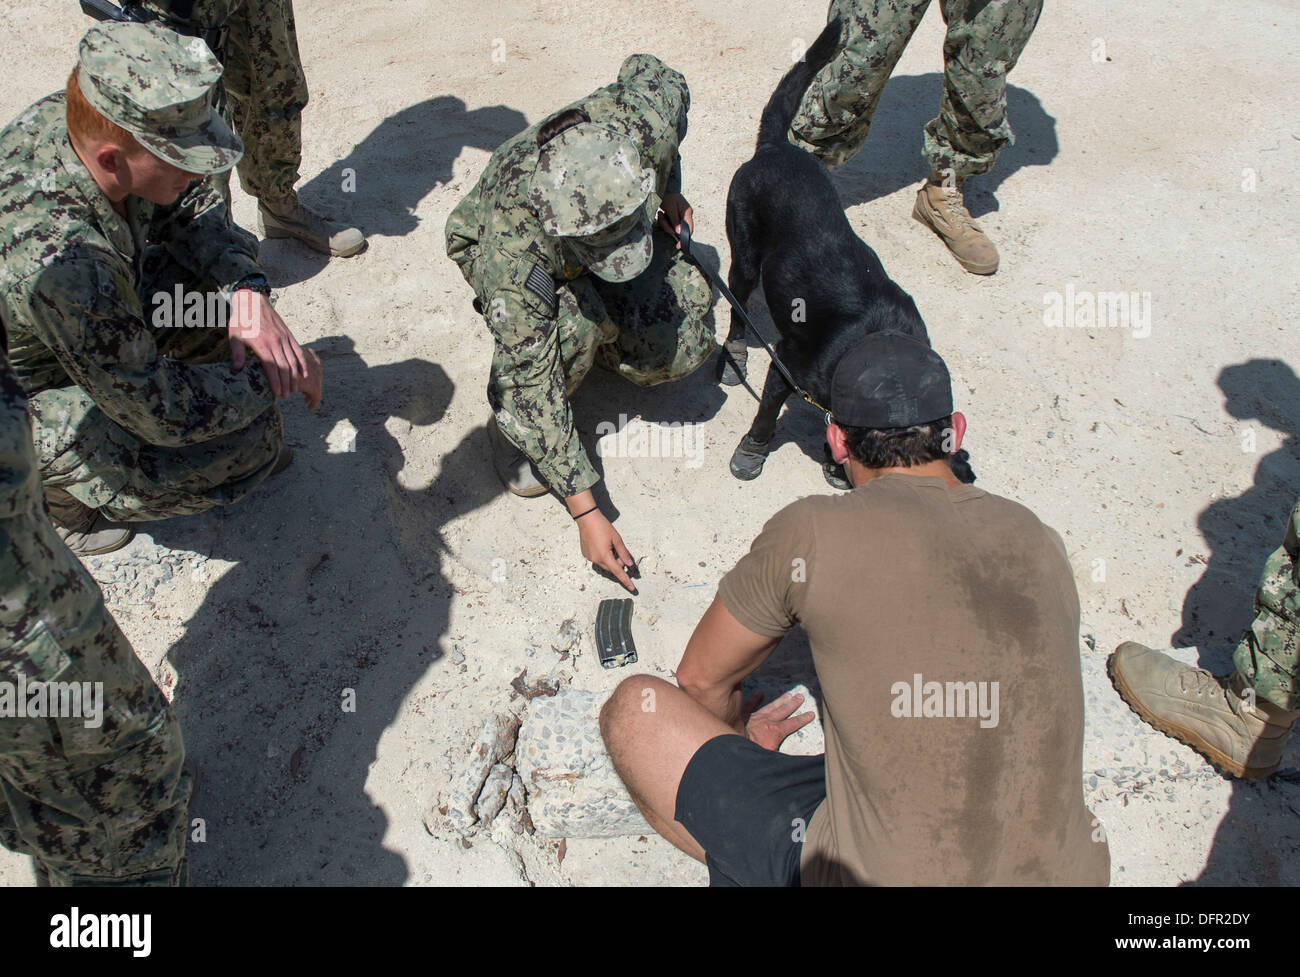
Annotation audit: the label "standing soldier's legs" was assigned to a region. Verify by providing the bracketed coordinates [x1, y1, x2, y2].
[223, 0, 309, 206]
[1109, 498, 1300, 779]
[923, 0, 1043, 186]
[225, 0, 365, 256]
[0, 514, 190, 885]
[592, 230, 714, 386]
[1232, 498, 1300, 714]
[910, 0, 1042, 275]
[788, 0, 932, 167]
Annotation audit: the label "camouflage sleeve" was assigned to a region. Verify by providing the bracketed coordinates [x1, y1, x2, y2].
[444, 196, 481, 287]
[486, 279, 598, 498]
[154, 180, 262, 298]
[21, 255, 273, 447]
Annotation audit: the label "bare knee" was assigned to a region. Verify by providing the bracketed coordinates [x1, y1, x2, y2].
[600, 675, 672, 751]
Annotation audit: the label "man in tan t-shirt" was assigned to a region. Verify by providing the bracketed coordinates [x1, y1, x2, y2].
[600, 332, 1109, 885]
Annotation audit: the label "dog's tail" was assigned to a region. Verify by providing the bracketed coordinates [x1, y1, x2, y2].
[756, 16, 843, 149]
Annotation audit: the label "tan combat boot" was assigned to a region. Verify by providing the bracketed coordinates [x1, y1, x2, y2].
[1108, 641, 1299, 779]
[911, 181, 999, 276]
[487, 416, 549, 498]
[258, 192, 365, 258]
[43, 486, 133, 557]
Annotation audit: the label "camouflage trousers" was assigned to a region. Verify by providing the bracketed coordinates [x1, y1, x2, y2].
[789, 0, 1043, 180]
[29, 258, 284, 523]
[1233, 497, 1300, 711]
[214, 0, 309, 205]
[0, 507, 190, 885]
[556, 228, 715, 394]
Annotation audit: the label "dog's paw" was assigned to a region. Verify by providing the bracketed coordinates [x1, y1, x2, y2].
[717, 348, 747, 386]
[822, 459, 852, 490]
[729, 435, 770, 480]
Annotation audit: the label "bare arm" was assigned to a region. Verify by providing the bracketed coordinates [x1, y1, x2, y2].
[675, 596, 781, 733]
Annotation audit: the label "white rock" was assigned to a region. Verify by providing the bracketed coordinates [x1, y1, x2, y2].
[516, 689, 649, 839]
[432, 712, 519, 836]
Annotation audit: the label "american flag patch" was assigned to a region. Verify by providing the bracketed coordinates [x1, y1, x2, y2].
[524, 263, 557, 312]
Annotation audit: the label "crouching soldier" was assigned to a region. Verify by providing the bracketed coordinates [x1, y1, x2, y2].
[0, 21, 323, 556]
[445, 54, 714, 592]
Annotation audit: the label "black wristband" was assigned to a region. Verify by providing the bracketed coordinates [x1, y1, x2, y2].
[572, 505, 599, 521]
[232, 273, 271, 296]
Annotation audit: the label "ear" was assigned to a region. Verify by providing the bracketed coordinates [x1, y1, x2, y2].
[94, 143, 125, 178]
[948, 411, 967, 452]
[826, 422, 849, 466]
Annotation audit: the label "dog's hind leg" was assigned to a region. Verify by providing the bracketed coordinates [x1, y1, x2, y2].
[730, 363, 793, 480]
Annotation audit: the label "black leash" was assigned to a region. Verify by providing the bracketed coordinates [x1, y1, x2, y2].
[675, 222, 831, 415]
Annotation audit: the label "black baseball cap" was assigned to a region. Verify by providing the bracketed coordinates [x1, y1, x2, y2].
[830, 332, 953, 428]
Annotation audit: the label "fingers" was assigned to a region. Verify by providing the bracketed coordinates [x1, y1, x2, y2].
[600, 551, 636, 594]
[270, 304, 309, 380]
[229, 335, 246, 371]
[755, 691, 804, 720]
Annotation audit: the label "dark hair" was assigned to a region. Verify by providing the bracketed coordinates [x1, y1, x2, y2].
[537, 108, 591, 146]
[839, 415, 953, 469]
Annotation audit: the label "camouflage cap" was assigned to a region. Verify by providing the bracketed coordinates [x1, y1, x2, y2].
[529, 124, 655, 283]
[77, 20, 242, 175]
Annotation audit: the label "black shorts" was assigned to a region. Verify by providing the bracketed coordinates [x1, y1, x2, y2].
[674, 734, 826, 887]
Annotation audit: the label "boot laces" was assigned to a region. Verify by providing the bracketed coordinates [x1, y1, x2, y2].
[942, 187, 978, 231]
[1178, 667, 1226, 701]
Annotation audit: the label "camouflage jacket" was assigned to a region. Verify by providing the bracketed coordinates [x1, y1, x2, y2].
[0, 93, 272, 448]
[0, 339, 38, 523]
[445, 54, 689, 497]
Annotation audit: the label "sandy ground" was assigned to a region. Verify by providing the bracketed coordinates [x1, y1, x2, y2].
[1, 0, 1298, 886]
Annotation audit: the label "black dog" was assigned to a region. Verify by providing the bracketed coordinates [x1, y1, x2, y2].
[719, 17, 973, 488]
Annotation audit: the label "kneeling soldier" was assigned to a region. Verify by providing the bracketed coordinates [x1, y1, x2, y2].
[445, 54, 714, 592]
[0, 21, 323, 556]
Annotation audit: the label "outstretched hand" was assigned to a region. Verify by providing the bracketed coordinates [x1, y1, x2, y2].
[577, 510, 638, 594]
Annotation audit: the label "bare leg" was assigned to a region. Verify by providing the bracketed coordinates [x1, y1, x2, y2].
[599, 676, 738, 862]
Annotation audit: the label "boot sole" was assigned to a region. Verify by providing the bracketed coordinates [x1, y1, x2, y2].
[911, 199, 998, 276]
[1106, 653, 1276, 780]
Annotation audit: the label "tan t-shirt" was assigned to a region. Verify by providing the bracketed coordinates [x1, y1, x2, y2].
[717, 474, 1110, 886]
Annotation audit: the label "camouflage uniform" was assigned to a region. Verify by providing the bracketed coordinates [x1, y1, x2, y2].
[789, 0, 1043, 181]
[135, 0, 309, 204]
[0, 342, 191, 885]
[445, 55, 714, 498]
[1233, 498, 1300, 711]
[0, 25, 283, 521]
